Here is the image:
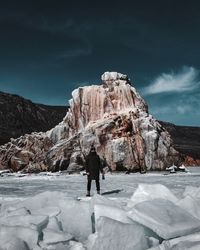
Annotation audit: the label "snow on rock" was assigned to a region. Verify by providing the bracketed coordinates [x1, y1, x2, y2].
[47, 123, 67, 144]
[0, 132, 53, 172]
[127, 198, 200, 239]
[149, 232, 200, 250]
[90, 216, 149, 250]
[128, 184, 178, 207]
[0, 71, 180, 173]
[101, 71, 128, 82]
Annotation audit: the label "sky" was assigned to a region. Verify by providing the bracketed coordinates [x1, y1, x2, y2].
[0, 0, 200, 126]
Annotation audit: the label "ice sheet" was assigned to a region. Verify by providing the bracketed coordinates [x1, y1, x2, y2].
[0, 170, 200, 249]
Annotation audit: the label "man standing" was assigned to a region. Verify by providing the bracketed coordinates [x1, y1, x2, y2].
[85, 145, 104, 197]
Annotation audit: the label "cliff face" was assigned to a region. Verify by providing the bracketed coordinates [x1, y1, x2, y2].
[0, 91, 67, 145]
[160, 121, 200, 166]
[0, 72, 181, 172]
[46, 72, 180, 172]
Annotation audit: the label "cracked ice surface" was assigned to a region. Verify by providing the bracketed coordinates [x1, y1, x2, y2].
[0, 168, 200, 249]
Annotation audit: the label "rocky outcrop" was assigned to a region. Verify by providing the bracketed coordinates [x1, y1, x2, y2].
[0, 72, 181, 172]
[45, 72, 180, 172]
[160, 121, 200, 164]
[0, 91, 67, 145]
[0, 132, 53, 172]
[183, 156, 200, 166]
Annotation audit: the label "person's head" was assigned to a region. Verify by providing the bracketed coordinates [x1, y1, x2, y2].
[90, 145, 96, 153]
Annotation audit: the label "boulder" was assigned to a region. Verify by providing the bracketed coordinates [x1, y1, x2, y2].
[47, 71, 180, 171]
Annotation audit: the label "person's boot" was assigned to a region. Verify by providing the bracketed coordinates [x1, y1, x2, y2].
[86, 191, 90, 197]
[97, 190, 100, 195]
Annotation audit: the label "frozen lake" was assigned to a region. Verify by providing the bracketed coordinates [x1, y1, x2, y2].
[0, 167, 200, 249]
[0, 167, 200, 199]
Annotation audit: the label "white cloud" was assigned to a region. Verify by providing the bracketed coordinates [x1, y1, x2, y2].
[143, 66, 200, 95]
[176, 105, 192, 115]
[152, 102, 199, 117]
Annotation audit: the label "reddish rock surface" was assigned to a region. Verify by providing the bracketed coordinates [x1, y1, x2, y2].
[46, 72, 180, 172]
[0, 132, 53, 172]
[183, 156, 200, 166]
[0, 72, 182, 172]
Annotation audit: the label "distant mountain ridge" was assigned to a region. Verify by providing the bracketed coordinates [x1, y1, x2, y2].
[0, 90, 200, 166]
[0, 91, 67, 145]
[160, 121, 200, 164]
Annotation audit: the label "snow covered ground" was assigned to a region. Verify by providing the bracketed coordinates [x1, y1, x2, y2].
[0, 167, 200, 249]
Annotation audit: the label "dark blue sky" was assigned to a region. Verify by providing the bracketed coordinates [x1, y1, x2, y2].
[0, 0, 200, 126]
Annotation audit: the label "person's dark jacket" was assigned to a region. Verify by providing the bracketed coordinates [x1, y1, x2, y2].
[85, 151, 103, 180]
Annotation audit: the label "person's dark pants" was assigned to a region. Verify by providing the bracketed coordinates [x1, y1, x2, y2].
[87, 178, 100, 192]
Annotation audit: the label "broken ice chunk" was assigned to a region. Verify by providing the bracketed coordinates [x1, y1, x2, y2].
[149, 232, 200, 250]
[94, 204, 132, 224]
[177, 195, 200, 220]
[127, 184, 178, 207]
[0, 215, 49, 231]
[90, 194, 122, 209]
[0, 225, 38, 249]
[58, 199, 92, 241]
[42, 229, 73, 245]
[46, 216, 63, 232]
[0, 207, 30, 217]
[0, 237, 29, 250]
[31, 206, 61, 217]
[68, 241, 85, 250]
[92, 216, 148, 250]
[183, 186, 200, 200]
[127, 198, 200, 239]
